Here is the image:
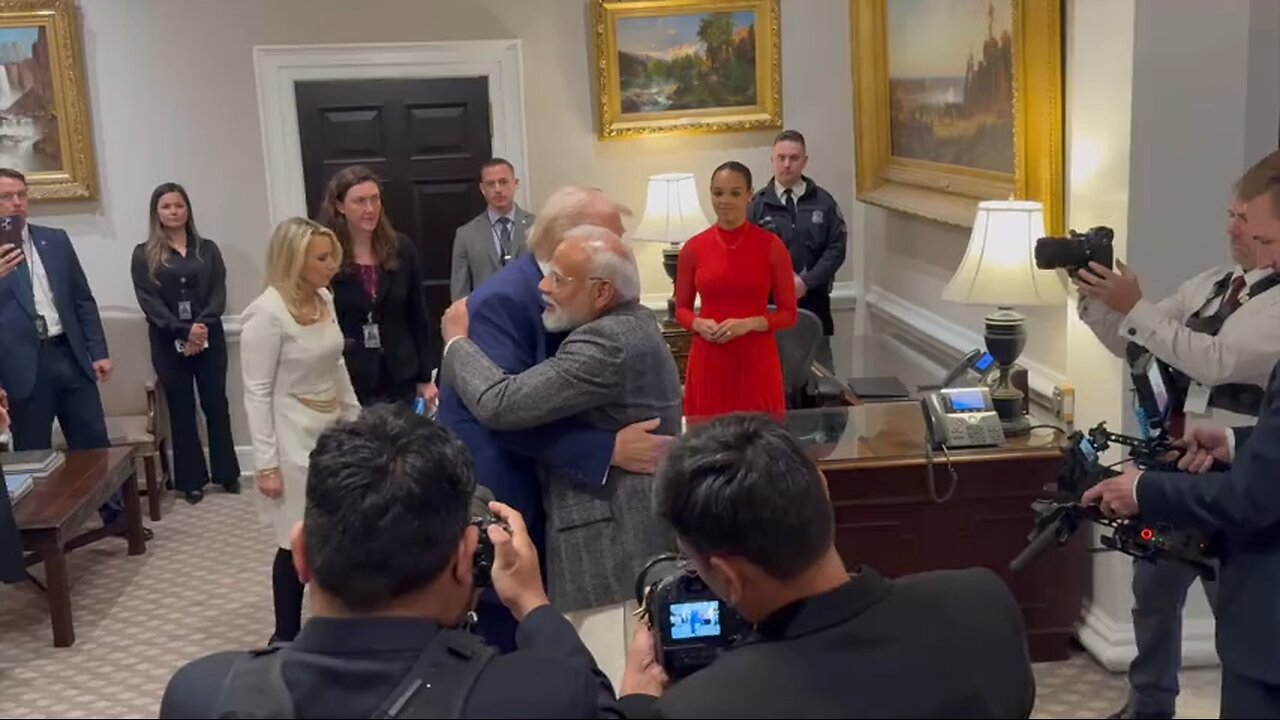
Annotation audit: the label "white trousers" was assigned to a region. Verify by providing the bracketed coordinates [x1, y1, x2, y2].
[565, 600, 638, 692]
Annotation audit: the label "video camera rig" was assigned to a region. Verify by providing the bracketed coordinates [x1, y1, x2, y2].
[1009, 352, 1218, 578]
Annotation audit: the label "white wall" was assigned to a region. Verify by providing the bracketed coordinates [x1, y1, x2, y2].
[40, 0, 854, 318]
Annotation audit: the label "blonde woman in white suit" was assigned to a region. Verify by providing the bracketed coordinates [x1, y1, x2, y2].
[241, 217, 359, 642]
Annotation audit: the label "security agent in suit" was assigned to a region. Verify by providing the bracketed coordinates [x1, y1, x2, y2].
[1083, 161, 1280, 718]
[617, 414, 1036, 719]
[130, 183, 240, 505]
[747, 129, 847, 371]
[436, 186, 670, 653]
[1075, 176, 1280, 719]
[450, 158, 534, 300]
[441, 225, 680, 688]
[160, 405, 622, 719]
[0, 169, 139, 531]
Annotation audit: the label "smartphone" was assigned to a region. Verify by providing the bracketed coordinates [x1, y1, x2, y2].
[0, 215, 23, 250]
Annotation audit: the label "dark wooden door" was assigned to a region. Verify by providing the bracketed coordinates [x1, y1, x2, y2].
[295, 77, 491, 366]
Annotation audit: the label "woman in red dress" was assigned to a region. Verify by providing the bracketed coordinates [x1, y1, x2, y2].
[675, 161, 798, 417]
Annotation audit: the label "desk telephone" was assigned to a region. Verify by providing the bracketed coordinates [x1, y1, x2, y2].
[922, 386, 1006, 449]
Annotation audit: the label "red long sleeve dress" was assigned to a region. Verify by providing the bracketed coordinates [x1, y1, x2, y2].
[675, 222, 798, 418]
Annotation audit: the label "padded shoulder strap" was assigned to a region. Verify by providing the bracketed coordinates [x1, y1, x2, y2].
[374, 629, 496, 720]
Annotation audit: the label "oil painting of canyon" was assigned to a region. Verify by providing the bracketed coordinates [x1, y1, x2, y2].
[0, 26, 59, 173]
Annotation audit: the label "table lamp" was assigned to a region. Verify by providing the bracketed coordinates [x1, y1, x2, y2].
[631, 173, 710, 322]
[942, 200, 1067, 436]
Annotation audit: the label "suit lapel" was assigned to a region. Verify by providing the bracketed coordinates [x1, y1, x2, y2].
[374, 262, 393, 311]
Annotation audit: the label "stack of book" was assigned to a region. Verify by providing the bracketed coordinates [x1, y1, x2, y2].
[2, 449, 64, 505]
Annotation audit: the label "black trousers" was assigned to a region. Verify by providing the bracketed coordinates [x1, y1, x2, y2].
[150, 325, 239, 492]
[350, 353, 418, 408]
[1221, 670, 1280, 718]
[9, 336, 117, 521]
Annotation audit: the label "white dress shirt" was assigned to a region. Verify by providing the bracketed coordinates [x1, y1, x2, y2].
[1079, 264, 1280, 428]
[774, 179, 807, 202]
[488, 207, 518, 258]
[23, 226, 63, 337]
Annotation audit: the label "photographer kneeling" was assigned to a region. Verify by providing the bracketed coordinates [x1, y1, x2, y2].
[160, 404, 620, 718]
[617, 414, 1035, 718]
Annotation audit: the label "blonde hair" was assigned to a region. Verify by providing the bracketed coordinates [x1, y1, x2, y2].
[526, 185, 630, 260]
[264, 217, 341, 323]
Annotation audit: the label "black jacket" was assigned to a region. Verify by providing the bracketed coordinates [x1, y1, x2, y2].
[619, 567, 1035, 719]
[1138, 362, 1280, 685]
[748, 176, 848, 334]
[159, 606, 622, 719]
[129, 237, 228, 343]
[329, 235, 433, 398]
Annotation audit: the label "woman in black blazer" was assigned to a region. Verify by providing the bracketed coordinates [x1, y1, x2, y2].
[130, 183, 240, 504]
[317, 166, 438, 408]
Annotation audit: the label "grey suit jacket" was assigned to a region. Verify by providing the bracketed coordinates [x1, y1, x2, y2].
[450, 207, 534, 300]
[442, 302, 682, 612]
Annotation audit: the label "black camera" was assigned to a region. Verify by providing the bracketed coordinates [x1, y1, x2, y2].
[469, 486, 509, 588]
[635, 554, 749, 680]
[1034, 225, 1115, 275]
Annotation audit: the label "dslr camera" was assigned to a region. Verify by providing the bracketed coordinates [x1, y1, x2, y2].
[1034, 225, 1115, 275]
[635, 554, 749, 680]
[469, 486, 510, 588]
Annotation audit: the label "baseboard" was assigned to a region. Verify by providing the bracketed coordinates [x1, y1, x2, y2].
[1077, 601, 1220, 672]
[862, 284, 1065, 406]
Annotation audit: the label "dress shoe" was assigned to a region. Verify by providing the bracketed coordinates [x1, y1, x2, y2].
[220, 480, 241, 495]
[109, 525, 154, 541]
[1107, 704, 1173, 719]
[184, 490, 204, 505]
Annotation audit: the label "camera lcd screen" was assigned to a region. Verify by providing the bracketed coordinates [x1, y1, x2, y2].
[1146, 360, 1169, 420]
[1077, 437, 1098, 464]
[973, 353, 995, 372]
[946, 390, 987, 412]
[670, 600, 721, 640]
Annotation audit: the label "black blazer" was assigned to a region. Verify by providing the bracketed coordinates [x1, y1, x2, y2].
[330, 235, 433, 393]
[129, 237, 227, 343]
[620, 567, 1035, 719]
[1138, 362, 1280, 684]
[158, 607, 622, 719]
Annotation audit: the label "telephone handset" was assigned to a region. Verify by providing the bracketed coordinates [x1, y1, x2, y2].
[922, 386, 1006, 450]
[941, 348, 999, 388]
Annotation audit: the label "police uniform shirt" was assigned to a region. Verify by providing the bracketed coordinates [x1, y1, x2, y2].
[1079, 265, 1280, 427]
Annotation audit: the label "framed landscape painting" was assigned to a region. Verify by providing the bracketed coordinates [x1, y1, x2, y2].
[852, 0, 1063, 232]
[592, 0, 782, 139]
[0, 0, 96, 200]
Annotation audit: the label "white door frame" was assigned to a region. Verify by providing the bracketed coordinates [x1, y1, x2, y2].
[253, 40, 531, 224]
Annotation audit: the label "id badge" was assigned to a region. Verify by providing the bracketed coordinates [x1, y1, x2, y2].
[34, 314, 47, 340]
[1184, 382, 1211, 415]
[362, 323, 382, 349]
[178, 301, 193, 321]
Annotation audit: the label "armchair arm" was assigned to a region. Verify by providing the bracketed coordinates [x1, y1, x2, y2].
[145, 379, 158, 436]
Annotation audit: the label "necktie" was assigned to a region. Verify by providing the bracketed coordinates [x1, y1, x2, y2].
[497, 217, 513, 265]
[1221, 275, 1248, 314]
[783, 189, 796, 219]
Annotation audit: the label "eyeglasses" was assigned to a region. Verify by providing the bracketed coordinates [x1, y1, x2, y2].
[0, 191, 29, 202]
[546, 269, 608, 289]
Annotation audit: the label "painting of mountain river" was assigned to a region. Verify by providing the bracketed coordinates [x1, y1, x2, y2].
[615, 11, 758, 114]
[0, 26, 59, 173]
[887, 0, 1014, 174]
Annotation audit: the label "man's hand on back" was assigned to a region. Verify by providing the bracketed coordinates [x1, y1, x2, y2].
[613, 418, 674, 475]
[487, 501, 550, 621]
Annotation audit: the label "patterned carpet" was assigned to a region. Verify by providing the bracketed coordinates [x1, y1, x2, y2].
[0, 486, 1222, 718]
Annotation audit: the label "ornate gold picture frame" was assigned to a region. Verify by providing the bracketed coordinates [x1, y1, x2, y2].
[852, 0, 1063, 233]
[0, 0, 96, 200]
[592, 0, 782, 140]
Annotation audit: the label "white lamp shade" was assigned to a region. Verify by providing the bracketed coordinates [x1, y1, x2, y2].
[631, 173, 710, 244]
[942, 200, 1067, 306]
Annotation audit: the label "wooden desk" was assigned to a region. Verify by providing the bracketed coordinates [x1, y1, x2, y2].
[14, 448, 145, 646]
[781, 403, 1087, 662]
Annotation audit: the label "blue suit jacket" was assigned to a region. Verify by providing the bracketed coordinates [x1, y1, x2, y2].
[437, 254, 614, 545]
[1138, 361, 1280, 684]
[0, 225, 107, 400]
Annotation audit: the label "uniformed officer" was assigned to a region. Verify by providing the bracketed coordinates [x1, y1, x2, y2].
[1074, 161, 1280, 720]
[748, 130, 848, 372]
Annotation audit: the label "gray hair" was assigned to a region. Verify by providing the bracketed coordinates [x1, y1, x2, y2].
[563, 224, 641, 304]
[527, 185, 631, 260]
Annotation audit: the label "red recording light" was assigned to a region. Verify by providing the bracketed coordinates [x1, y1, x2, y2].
[1140, 528, 1155, 541]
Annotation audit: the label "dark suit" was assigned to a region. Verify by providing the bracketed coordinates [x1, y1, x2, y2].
[330, 235, 433, 405]
[0, 225, 113, 516]
[437, 253, 614, 647]
[619, 568, 1035, 719]
[159, 607, 623, 719]
[1137, 363, 1280, 717]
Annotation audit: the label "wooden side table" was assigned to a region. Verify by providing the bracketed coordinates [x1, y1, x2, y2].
[661, 321, 693, 383]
